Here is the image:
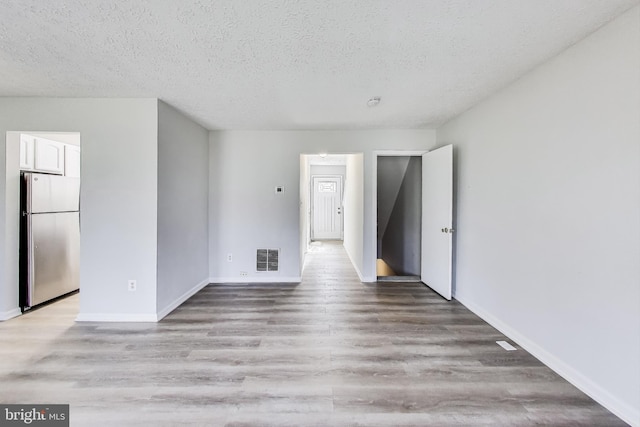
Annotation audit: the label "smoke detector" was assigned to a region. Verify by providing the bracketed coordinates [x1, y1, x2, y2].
[367, 97, 381, 107]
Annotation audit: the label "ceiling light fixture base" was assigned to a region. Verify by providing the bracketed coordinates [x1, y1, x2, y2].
[367, 97, 381, 107]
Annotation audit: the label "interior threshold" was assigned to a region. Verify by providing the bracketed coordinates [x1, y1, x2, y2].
[376, 276, 421, 283]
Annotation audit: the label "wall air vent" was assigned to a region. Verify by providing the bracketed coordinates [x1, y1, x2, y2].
[257, 249, 279, 272]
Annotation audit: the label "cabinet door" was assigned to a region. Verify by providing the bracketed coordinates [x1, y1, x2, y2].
[19, 135, 35, 170]
[34, 138, 64, 174]
[64, 145, 81, 178]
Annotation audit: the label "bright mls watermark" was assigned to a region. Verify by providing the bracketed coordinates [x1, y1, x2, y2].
[0, 405, 68, 426]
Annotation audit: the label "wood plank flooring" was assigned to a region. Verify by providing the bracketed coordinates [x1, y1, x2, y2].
[0, 241, 626, 426]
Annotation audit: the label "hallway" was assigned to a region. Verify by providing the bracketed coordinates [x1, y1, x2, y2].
[0, 241, 624, 426]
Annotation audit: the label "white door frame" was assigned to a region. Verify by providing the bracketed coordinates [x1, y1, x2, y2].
[372, 150, 427, 276]
[4, 131, 82, 320]
[311, 174, 344, 240]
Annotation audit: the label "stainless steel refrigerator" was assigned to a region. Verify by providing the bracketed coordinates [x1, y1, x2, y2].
[20, 172, 80, 310]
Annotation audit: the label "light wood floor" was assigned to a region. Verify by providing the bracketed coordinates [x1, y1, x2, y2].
[0, 242, 625, 426]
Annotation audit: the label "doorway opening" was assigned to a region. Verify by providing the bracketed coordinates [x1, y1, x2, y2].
[311, 174, 344, 241]
[373, 147, 454, 300]
[376, 155, 422, 282]
[299, 153, 364, 278]
[4, 131, 81, 319]
[306, 154, 346, 246]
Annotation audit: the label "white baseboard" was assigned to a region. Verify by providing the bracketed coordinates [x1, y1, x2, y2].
[156, 278, 210, 321]
[75, 313, 158, 322]
[210, 276, 301, 284]
[0, 307, 21, 321]
[454, 291, 639, 427]
[343, 247, 375, 283]
[76, 278, 211, 323]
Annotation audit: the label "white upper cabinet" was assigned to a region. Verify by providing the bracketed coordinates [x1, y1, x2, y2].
[19, 135, 35, 170]
[34, 137, 65, 174]
[19, 135, 81, 175]
[64, 144, 81, 178]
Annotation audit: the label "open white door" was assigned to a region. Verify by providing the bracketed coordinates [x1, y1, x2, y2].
[421, 145, 453, 300]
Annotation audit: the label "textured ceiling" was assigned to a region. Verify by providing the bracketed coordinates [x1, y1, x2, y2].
[0, 0, 637, 130]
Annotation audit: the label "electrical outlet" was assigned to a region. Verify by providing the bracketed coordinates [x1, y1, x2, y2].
[128, 280, 137, 292]
[227, 253, 233, 262]
[240, 271, 248, 277]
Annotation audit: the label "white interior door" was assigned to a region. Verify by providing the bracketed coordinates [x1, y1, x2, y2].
[421, 145, 453, 300]
[312, 176, 343, 240]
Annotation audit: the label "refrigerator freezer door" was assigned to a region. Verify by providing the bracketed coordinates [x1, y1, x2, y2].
[30, 211, 80, 306]
[26, 173, 80, 214]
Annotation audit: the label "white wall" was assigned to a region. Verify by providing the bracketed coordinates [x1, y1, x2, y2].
[299, 155, 311, 271]
[156, 101, 209, 317]
[343, 153, 364, 278]
[1, 98, 159, 321]
[438, 6, 640, 424]
[208, 130, 436, 282]
[1, 132, 21, 320]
